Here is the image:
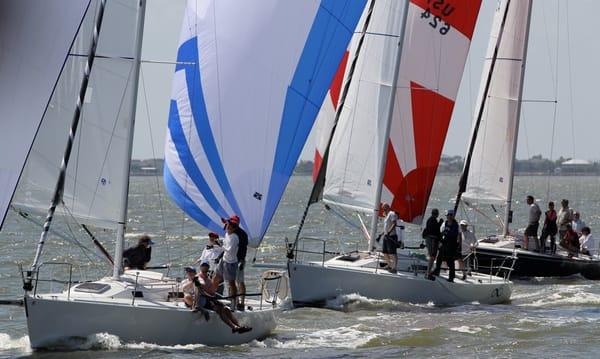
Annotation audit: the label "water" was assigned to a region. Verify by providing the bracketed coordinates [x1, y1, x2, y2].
[2, 175, 600, 358]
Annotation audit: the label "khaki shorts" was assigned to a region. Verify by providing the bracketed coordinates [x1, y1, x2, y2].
[216, 261, 238, 281]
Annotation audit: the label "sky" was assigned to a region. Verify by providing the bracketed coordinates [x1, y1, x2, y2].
[132, 0, 600, 161]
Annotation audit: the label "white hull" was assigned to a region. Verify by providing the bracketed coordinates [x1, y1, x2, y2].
[288, 253, 511, 306]
[25, 270, 277, 348]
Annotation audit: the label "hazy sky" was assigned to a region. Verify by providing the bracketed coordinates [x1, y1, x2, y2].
[132, 0, 600, 161]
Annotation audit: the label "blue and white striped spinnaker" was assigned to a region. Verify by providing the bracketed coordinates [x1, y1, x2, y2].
[164, 0, 366, 246]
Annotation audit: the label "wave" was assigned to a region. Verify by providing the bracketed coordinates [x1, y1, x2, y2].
[249, 324, 377, 349]
[324, 293, 435, 312]
[0, 333, 31, 354]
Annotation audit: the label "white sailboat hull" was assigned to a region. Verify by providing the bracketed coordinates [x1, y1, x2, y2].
[24, 271, 277, 348]
[288, 255, 511, 306]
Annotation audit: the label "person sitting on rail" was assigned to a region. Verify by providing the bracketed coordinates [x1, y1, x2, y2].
[579, 227, 596, 256]
[560, 223, 580, 257]
[193, 260, 252, 334]
[181, 266, 198, 308]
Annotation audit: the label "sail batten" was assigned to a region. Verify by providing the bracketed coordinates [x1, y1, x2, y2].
[165, 0, 366, 246]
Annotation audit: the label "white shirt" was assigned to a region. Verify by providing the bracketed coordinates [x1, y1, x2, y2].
[222, 232, 239, 264]
[461, 229, 478, 254]
[181, 278, 195, 296]
[528, 203, 541, 223]
[384, 211, 404, 240]
[199, 244, 224, 271]
[580, 233, 597, 255]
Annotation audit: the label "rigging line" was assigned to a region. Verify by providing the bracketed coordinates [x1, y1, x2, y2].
[69, 53, 135, 61]
[60, 207, 98, 265]
[453, 0, 513, 213]
[139, 67, 168, 240]
[292, 0, 379, 252]
[564, 1, 577, 159]
[546, 0, 561, 202]
[59, 200, 113, 266]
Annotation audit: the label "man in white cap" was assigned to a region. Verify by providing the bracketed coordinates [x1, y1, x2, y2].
[381, 203, 401, 273]
[458, 219, 477, 280]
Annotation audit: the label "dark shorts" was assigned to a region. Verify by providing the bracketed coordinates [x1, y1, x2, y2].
[425, 236, 439, 258]
[382, 234, 399, 254]
[525, 223, 539, 236]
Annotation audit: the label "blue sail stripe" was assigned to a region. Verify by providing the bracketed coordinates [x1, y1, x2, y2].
[174, 37, 248, 229]
[261, 0, 367, 236]
[163, 163, 223, 234]
[167, 99, 229, 219]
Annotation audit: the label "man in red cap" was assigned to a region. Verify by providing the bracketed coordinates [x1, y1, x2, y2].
[230, 215, 249, 311]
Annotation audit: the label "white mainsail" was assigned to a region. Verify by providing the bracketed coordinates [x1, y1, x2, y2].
[12, 0, 140, 229]
[0, 0, 90, 229]
[462, 0, 532, 205]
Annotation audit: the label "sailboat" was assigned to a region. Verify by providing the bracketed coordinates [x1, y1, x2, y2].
[454, 0, 600, 280]
[287, 0, 512, 306]
[1, 0, 364, 348]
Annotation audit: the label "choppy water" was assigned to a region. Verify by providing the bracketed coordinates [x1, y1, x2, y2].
[2, 175, 600, 358]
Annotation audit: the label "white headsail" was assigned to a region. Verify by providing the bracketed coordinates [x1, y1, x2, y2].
[12, 0, 141, 229]
[0, 0, 90, 229]
[164, 0, 366, 246]
[461, 0, 532, 205]
[322, 0, 482, 223]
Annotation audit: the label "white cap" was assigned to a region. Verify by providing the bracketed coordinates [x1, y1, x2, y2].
[459, 219, 469, 226]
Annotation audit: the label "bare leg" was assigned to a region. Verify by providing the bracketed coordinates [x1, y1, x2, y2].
[237, 282, 246, 308]
[227, 280, 237, 310]
[523, 235, 529, 250]
[215, 305, 238, 329]
[183, 294, 193, 308]
[390, 254, 397, 271]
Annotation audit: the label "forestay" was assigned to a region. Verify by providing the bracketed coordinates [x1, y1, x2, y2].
[461, 0, 532, 205]
[0, 0, 90, 230]
[164, 0, 366, 246]
[322, 0, 481, 223]
[11, 0, 140, 230]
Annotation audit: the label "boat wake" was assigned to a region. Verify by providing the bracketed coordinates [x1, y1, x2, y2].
[325, 293, 434, 312]
[0, 333, 31, 355]
[513, 284, 600, 307]
[250, 324, 377, 349]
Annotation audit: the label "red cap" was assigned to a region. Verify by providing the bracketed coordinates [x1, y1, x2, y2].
[221, 215, 240, 225]
[208, 232, 219, 239]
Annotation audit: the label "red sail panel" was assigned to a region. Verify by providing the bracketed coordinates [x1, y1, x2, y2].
[384, 83, 455, 223]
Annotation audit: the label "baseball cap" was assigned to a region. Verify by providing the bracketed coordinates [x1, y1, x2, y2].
[446, 209, 455, 216]
[208, 232, 219, 239]
[139, 236, 154, 246]
[221, 215, 240, 225]
[199, 260, 210, 267]
[184, 266, 196, 273]
[459, 219, 468, 226]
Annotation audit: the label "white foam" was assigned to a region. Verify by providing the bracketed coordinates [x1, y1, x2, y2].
[252, 325, 377, 349]
[0, 333, 31, 354]
[450, 326, 482, 334]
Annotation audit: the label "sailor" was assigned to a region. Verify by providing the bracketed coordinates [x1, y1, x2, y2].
[381, 203, 399, 273]
[557, 199, 574, 240]
[572, 211, 586, 235]
[422, 208, 443, 277]
[195, 232, 224, 273]
[431, 209, 459, 282]
[223, 215, 249, 311]
[212, 217, 239, 311]
[458, 219, 477, 280]
[181, 266, 197, 308]
[523, 195, 541, 251]
[194, 260, 251, 334]
[540, 201, 558, 254]
[122, 235, 153, 270]
[560, 223, 580, 257]
[579, 227, 596, 256]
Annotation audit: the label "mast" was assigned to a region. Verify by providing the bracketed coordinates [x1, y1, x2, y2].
[453, 0, 514, 214]
[113, 0, 146, 279]
[26, 0, 109, 289]
[503, 0, 533, 236]
[367, 0, 410, 251]
[290, 0, 378, 252]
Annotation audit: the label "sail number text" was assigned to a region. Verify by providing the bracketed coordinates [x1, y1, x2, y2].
[420, 0, 455, 36]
